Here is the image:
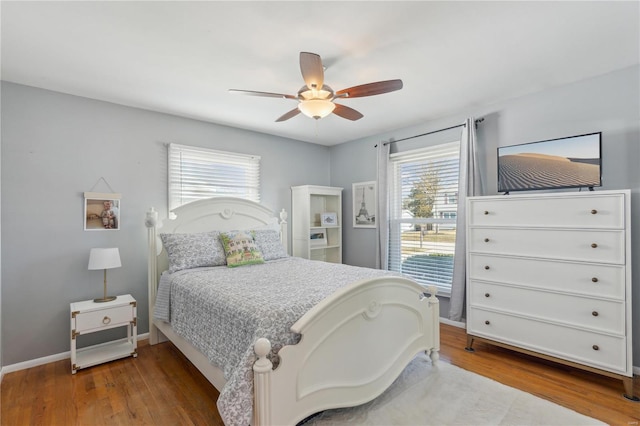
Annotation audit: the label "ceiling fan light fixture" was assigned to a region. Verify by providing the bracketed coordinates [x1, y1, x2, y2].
[298, 99, 335, 120]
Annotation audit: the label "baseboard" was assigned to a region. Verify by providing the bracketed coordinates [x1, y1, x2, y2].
[1, 329, 638, 380]
[1, 333, 149, 377]
[439, 317, 465, 328]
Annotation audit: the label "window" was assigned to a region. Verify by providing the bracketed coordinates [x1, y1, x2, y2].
[168, 143, 260, 212]
[388, 141, 460, 295]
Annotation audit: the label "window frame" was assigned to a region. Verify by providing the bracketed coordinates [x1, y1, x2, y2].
[388, 141, 460, 296]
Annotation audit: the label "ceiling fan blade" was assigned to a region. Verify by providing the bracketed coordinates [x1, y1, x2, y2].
[299, 52, 324, 91]
[332, 104, 364, 121]
[275, 107, 301, 122]
[229, 89, 297, 100]
[335, 79, 403, 98]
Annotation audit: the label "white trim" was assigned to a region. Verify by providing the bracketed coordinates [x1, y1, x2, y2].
[439, 317, 465, 329]
[1, 333, 148, 375]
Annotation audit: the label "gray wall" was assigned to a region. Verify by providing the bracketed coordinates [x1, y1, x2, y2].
[2, 65, 639, 368]
[331, 65, 640, 367]
[1, 82, 330, 365]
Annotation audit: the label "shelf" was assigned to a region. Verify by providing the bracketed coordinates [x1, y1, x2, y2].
[311, 245, 340, 251]
[75, 340, 136, 370]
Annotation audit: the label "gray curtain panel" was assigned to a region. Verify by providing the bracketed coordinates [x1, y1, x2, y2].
[449, 118, 484, 322]
[376, 141, 391, 270]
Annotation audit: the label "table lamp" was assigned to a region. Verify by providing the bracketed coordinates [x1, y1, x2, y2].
[88, 247, 121, 302]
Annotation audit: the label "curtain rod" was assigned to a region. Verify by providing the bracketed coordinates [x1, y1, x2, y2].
[375, 117, 484, 147]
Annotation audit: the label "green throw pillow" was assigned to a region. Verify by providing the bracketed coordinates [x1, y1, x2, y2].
[219, 230, 265, 267]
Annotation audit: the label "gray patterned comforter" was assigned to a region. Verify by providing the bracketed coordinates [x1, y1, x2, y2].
[154, 257, 397, 426]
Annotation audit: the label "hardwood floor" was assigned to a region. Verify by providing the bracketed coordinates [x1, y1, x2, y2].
[1, 323, 638, 425]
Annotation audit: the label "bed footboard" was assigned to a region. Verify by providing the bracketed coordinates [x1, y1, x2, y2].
[253, 277, 440, 426]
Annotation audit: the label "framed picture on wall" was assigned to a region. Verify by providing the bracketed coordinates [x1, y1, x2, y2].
[353, 181, 376, 228]
[84, 192, 121, 231]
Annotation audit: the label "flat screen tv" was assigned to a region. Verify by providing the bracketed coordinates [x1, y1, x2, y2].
[497, 132, 602, 193]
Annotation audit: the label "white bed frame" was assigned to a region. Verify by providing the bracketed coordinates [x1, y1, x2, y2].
[146, 197, 440, 426]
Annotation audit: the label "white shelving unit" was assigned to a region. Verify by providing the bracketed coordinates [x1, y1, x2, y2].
[291, 185, 343, 263]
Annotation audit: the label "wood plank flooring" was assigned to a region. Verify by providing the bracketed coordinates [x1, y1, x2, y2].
[1, 323, 638, 425]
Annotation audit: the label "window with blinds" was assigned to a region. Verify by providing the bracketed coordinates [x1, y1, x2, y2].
[168, 143, 260, 212]
[388, 141, 460, 295]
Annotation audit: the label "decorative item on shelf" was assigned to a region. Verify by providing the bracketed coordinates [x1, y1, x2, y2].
[84, 177, 121, 231]
[88, 248, 121, 302]
[310, 230, 328, 247]
[321, 212, 338, 226]
[353, 181, 376, 228]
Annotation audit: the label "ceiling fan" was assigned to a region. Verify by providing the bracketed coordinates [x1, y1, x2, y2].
[229, 52, 403, 122]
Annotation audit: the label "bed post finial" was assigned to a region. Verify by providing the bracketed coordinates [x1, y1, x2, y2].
[279, 208, 289, 255]
[426, 285, 440, 364]
[253, 338, 273, 426]
[145, 207, 158, 228]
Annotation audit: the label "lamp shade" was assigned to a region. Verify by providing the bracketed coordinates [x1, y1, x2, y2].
[88, 248, 122, 270]
[298, 99, 336, 120]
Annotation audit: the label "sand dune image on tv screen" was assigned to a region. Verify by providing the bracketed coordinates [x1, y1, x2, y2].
[498, 153, 600, 191]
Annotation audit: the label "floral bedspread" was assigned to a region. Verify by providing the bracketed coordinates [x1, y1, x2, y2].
[154, 257, 396, 426]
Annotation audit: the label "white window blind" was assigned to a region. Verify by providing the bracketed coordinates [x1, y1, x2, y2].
[388, 141, 460, 295]
[168, 143, 260, 212]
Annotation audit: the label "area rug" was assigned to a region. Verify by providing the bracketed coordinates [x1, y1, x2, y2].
[304, 353, 605, 425]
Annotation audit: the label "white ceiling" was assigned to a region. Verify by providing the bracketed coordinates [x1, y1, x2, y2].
[2, 1, 638, 146]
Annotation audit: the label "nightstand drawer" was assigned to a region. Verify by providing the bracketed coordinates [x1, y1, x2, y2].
[74, 305, 133, 333]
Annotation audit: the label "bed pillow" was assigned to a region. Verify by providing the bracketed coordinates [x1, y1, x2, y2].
[252, 229, 288, 261]
[160, 231, 226, 273]
[219, 230, 265, 267]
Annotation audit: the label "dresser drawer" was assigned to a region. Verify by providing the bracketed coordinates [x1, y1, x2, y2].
[467, 308, 628, 374]
[468, 228, 625, 264]
[468, 254, 625, 299]
[469, 281, 625, 334]
[468, 194, 624, 228]
[74, 305, 134, 333]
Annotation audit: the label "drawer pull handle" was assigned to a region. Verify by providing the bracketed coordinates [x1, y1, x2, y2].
[484, 293, 490, 298]
[484, 211, 489, 215]
[592, 277, 599, 283]
[484, 265, 490, 270]
[484, 320, 490, 325]
[591, 209, 598, 215]
[102, 316, 111, 325]
[484, 238, 490, 243]
[591, 243, 598, 248]
[592, 311, 599, 317]
[592, 345, 599, 351]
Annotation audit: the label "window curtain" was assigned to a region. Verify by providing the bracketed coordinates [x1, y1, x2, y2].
[375, 141, 391, 269]
[449, 118, 483, 322]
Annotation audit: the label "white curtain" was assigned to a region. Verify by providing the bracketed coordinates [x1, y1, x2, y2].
[375, 142, 391, 269]
[449, 118, 483, 322]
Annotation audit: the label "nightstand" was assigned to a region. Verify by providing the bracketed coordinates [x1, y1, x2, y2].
[70, 294, 137, 374]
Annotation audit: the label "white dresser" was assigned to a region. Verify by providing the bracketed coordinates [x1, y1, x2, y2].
[465, 190, 635, 400]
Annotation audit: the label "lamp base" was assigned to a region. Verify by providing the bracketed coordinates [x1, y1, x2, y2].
[93, 296, 117, 303]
